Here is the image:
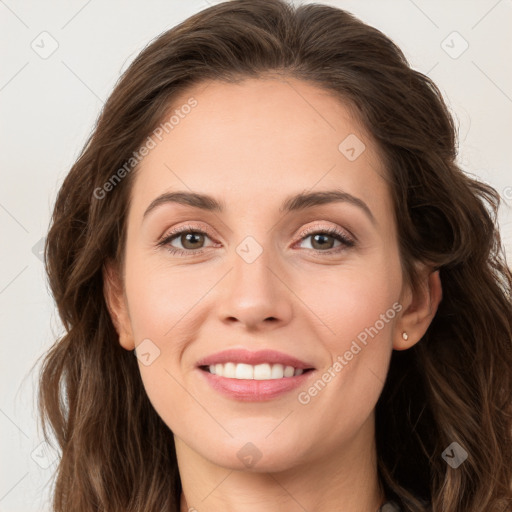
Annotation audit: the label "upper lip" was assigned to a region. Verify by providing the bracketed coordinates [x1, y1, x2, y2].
[196, 349, 315, 370]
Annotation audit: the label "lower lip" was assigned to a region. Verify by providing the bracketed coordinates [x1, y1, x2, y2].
[197, 368, 315, 401]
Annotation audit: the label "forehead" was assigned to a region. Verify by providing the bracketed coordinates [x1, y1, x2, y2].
[129, 76, 391, 221]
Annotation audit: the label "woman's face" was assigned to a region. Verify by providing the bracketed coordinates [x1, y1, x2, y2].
[111, 77, 413, 471]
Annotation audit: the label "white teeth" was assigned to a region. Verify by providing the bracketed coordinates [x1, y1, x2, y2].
[223, 362, 236, 378]
[271, 363, 284, 378]
[283, 365, 295, 377]
[253, 363, 271, 379]
[235, 363, 253, 379]
[206, 362, 307, 379]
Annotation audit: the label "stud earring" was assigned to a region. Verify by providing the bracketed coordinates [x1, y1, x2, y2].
[402, 331, 409, 341]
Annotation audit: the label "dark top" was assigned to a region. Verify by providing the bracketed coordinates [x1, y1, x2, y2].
[378, 501, 401, 511]
[378, 497, 433, 511]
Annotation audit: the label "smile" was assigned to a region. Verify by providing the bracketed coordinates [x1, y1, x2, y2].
[195, 348, 317, 401]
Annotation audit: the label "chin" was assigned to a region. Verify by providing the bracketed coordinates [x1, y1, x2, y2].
[200, 437, 307, 473]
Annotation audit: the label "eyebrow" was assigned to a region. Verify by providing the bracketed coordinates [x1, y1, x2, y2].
[142, 189, 376, 225]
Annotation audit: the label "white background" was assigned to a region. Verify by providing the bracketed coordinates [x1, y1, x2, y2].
[1, 1, 511, 510]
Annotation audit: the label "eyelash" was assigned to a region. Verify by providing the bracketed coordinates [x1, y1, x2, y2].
[157, 224, 356, 257]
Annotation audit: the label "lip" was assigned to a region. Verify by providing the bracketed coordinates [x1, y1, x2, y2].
[197, 366, 316, 401]
[196, 348, 315, 370]
[195, 348, 317, 402]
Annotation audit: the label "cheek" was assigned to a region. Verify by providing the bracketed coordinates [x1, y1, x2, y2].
[299, 259, 401, 342]
[124, 255, 209, 342]
[296, 254, 402, 412]
[292, 268, 400, 428]
[123, 259, 207, 420]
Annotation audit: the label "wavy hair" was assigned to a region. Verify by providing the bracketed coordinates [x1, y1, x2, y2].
[37, 0, 512, 510]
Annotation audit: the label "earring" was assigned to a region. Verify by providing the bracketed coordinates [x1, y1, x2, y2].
[402, 331, 409, 340]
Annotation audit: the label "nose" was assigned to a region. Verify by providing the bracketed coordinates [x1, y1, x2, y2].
[217, 242, 294, 332]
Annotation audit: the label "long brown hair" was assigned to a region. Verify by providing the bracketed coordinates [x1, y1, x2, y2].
[37, 0, 512, 510]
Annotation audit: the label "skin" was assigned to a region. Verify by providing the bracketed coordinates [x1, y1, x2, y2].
[104, 76, 442, 512]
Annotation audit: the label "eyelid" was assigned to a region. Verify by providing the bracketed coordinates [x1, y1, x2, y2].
[294, 221, 356, 245]
[157, 222, 217, 244]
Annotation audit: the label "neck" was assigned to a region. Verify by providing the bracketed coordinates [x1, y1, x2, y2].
[176, 414, 385, 512]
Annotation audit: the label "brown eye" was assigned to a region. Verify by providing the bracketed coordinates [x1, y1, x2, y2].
[157, 226, 215, 256]
[297, 227, 355, 253]
[309, 233, 337, 250]
[178, 232, 206, 250]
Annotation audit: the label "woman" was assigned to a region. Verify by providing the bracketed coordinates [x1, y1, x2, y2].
[37, 0, 512, 510]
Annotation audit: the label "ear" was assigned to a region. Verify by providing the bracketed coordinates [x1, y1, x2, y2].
[394, 264, 442, 350]
[102, 259, 135, 351]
